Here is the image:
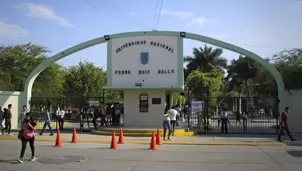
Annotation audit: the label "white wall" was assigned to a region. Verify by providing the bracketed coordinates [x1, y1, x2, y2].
[111, 36, 180, 88]
[123, 90, 166, 128]
[286, 90, 302, 132]
[0, 93, 20, 130]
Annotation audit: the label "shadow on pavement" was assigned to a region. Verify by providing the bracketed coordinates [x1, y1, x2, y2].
[287, 150, 302, 157]
[0, 159, 20, 164]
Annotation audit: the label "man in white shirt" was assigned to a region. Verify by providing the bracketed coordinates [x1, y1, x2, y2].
[220, 108, 229, 134]
[56, 108, 65, 130]
[168, 106, 179, 136]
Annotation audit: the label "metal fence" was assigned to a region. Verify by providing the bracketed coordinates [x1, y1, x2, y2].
[187, 96, 279, 134]
[29, 96, 123, 132]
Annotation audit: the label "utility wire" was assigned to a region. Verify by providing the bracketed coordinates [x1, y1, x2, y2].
[154, 0, 163, 30]
[152, 0, 160, 29]
[84, 0, 151, 30]
[95, 0, 152, 30]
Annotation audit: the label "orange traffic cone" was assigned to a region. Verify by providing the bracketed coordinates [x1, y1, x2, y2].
[156, 129, 162, 145]
[149, 130, 158, 150]
[55, 129, 63, 147]
[71, 127, 78, 143]
[118, 128, 125, 144]
[110, 131, 118, 149]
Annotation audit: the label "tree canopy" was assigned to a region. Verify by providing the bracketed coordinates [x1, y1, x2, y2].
[0, 43, 301, 107]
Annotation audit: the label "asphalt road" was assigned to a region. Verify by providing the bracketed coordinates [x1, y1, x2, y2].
[0, 140, 301, 171]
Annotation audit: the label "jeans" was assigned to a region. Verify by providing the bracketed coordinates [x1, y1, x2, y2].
[100, 115, 107, 126]
[163, 120, 172, 139]
[20, 136, 35, 158]
[58, 118, 64, 130]
[1, 119, 11, 134]
[40, 122, 54, 135]
[221, 119, 228, 133]
[170, 120, 176, 135]
[0, 119, 3, 130]
[278, 124, 294, 141]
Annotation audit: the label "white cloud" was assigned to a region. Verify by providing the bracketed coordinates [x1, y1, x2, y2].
[0, 21, 30, 40]
[187, 17, 207, 27]
[22, 3, 74, 27]
[161, 10, 193, 18]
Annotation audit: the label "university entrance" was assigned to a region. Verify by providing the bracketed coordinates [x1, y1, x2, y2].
[19, 31, 286, 132]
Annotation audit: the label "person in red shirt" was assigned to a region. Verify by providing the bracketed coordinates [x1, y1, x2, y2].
[277, 107, 296, 142]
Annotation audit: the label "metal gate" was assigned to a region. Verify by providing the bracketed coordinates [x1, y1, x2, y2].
[187, 96, 279, 134]
[29, 96, 120, 131]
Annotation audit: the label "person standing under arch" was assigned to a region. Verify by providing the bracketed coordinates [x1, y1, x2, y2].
[220, 108, 229, 134]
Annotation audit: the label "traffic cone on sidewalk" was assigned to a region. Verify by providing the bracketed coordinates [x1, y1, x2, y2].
[110, 131, 118, 149]
[118, 128, 125, 144]
[71, 127, 78, 143]
[55, 129, 63, 147]
[156, 129, 162, 145]
[149, 130, 157, 150]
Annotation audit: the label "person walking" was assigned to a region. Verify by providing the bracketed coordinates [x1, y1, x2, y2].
[168, 106, 179, 136]
[100, 102, 107, 127]
[1, 104, 13, 135]
[18, 105, 28, 126]
[0, 107, 4, 132]
[163, 109, 172, 141]
[277, 107, 296, 142]
[39, 108, 54, 136]
[18, 113, 36, 163]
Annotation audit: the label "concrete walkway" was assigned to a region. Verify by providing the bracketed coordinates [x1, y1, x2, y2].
[1, 140, 302, 171]
[0, 132, 301, 146]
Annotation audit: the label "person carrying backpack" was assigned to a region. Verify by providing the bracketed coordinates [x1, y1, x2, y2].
[1, 104, 13, 135]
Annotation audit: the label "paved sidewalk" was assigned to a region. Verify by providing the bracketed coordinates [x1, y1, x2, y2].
[1, 140, 302, 171]
[0, 133, 301, 146]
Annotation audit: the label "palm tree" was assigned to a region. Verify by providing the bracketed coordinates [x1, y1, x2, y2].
[226, 55, 260, 113]
[184, 45, 228, 77]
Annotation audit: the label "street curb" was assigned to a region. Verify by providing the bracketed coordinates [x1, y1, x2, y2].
[0, 136, 296, 146]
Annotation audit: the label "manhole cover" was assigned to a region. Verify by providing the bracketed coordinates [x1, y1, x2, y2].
[37, 156, 86, 164]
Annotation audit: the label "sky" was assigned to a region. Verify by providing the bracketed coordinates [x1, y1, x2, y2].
[0, 0, 301, 69]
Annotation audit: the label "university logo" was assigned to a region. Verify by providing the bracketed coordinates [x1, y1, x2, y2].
[140, 52, 149, 65]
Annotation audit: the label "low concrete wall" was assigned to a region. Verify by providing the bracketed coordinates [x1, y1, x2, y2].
[286, 90, 302, 133]
[0, 91, 23, 130]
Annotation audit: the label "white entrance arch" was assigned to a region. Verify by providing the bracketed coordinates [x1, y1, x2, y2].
[23, 31, 286, 113]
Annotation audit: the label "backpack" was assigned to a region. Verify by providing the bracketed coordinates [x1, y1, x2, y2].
[4, 109, 11, 119]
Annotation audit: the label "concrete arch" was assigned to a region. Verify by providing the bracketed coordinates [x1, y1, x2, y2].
[23, 31, 286, 112]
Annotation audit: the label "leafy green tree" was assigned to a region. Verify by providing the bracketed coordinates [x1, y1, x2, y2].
[272, 48, 302, 89]
[0, 43, 64, 96]
[63, 61, 120, 101]
[172, 92, 187, 106]
[225, 55, 259, 94]
[186, 68, 224, 100]
[63, 61, 106, 96]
